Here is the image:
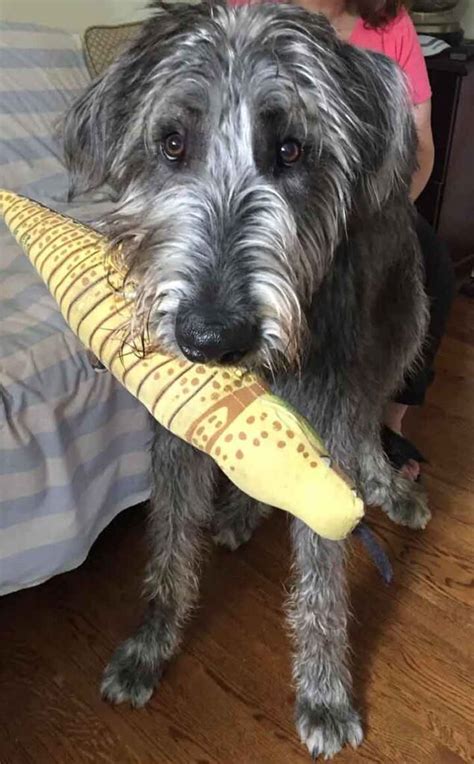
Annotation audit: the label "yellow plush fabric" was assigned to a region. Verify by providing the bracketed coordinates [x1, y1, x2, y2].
[0, 190, 364, 540]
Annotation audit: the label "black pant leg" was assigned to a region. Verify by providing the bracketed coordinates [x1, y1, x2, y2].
[394, 214, 456, 406]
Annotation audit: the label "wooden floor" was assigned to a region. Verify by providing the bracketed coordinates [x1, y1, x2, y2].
[1, 296, 473, 764]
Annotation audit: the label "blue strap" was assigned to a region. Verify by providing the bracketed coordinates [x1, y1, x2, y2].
[352, 522, 394, 585]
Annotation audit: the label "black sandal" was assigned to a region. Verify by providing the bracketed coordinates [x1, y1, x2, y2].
[381, 425, 427, 481]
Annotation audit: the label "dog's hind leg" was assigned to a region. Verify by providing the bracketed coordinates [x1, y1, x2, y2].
[101, 427, 216, 707]
[289, 521, 363, 759]
[357, 434, 431, 529]
[212, 478, 271, 551]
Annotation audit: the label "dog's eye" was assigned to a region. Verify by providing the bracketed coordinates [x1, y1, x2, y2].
[162, 132, 185, 162]
[278, 139, 302, 166]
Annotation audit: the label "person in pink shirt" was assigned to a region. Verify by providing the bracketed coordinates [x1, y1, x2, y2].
[295, 0, 435, 202]
[230, 0, 455, 480]
[229, 1, 433, 200]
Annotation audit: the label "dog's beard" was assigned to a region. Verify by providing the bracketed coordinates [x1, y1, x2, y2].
[100, 173, 316, 375]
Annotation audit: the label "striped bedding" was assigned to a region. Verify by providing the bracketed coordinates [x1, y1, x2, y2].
[0, 22, 153, 595]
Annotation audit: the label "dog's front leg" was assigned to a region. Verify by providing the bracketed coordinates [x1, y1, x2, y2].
[289, 520, 363, 759]
[101, 426, 216, 707]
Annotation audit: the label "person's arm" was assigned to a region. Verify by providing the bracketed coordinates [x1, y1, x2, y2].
[411, 98, 434, 201]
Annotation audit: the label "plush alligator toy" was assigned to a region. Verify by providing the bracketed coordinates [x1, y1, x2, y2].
[0, 189, 364, 540]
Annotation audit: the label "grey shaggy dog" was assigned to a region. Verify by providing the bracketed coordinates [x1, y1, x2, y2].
[64, 2, 431, 758]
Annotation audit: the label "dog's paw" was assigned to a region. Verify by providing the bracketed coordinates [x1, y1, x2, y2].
[384, 477, 431, 530]
[212, 524, 256, 551]
[101, 638, 161, 707]
[296, 701, 363, 760]
[212, 505, 271, 551]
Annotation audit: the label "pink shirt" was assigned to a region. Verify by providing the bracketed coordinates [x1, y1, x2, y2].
[228, 4, 432, 105]
[349, 9, 431, 104]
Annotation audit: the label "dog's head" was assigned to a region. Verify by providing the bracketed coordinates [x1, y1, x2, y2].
[64, 1, 416, 372]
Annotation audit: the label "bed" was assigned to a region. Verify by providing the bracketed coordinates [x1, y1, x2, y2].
[0, 21, 154, 595]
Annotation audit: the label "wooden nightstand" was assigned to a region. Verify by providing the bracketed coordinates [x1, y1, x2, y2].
[416, 53, 474, 280]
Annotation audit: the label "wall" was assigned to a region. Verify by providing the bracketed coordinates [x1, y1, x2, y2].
[0, 0, 151, 32]
[459, 0, 474, 37]
[1, 0, 474, 36]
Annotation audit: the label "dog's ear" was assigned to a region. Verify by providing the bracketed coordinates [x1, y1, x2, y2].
[337, 42, 417, 209]
[63, 2, 216, 197]
[63, 70, 117, 197]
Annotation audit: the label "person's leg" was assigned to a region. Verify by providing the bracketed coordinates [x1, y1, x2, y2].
[384, 214, 456, 477]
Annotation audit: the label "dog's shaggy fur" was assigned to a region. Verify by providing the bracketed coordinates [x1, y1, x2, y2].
[64, 2, 431, 757]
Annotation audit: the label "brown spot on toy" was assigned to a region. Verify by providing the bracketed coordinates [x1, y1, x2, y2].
[303, 452, 309, 459]
[278, 441, 286, 448]
[287, 430, 295, 438]
[310, 462, 318, 468]
[215, 447, 221, 456]
[273, 421, 282, 431]
[297, 444, 305, 453]
[260, 413, 268, 420]
[236, 450, 244, 459]
[223, 372, 231, 379]
[239, 432, 247, 440]
[196, 366, 205, 374]
[261, 431, 268, 438]
[246, 416, 255, 424]
[212, 381, 221, 389]
[209, 415, 217, 423]
[197, 426, 204, 435]
[191, 378, 199, 386]
[253, 438, 260, 447]
[82, 277, 90, 286]
[211, 393, 219, 400]
[224, 434, 233, 442]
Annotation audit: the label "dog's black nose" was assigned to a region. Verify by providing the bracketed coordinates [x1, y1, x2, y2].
[175, 307, 257, 365]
